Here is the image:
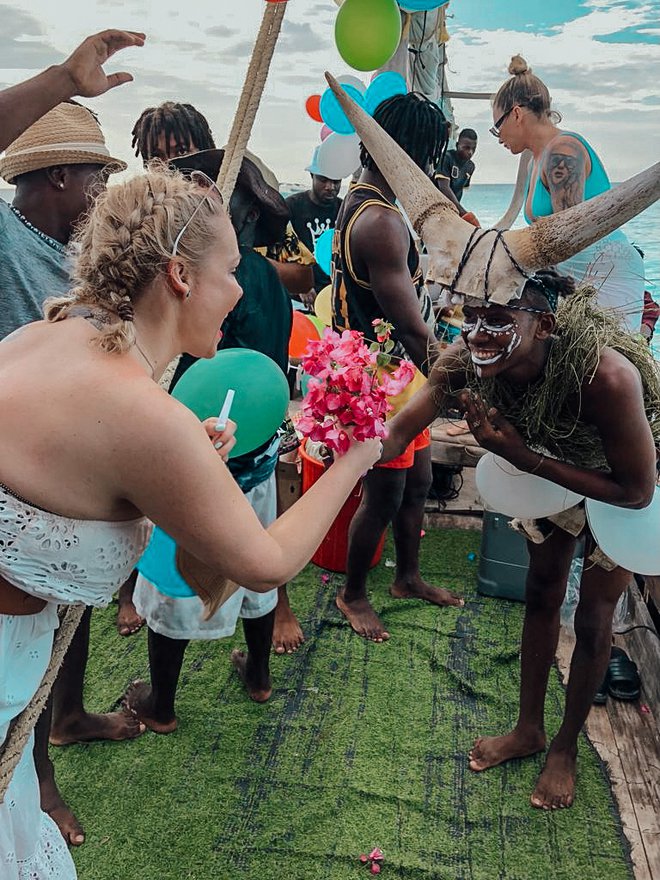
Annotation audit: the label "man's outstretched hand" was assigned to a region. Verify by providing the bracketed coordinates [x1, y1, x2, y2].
[61, 29, 146, 98]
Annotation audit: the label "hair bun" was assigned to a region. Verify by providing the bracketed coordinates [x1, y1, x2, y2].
[508, 55, 530, 76]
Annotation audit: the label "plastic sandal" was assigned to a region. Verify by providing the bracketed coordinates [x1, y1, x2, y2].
[593, 668, 609, 705]
[607, 646, 641, 702]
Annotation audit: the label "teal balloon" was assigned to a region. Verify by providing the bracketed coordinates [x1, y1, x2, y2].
[137, 526, 195, 598]
[171, 348, 289, 459]
[364, 71, 407, 115]
[398, 1, 442, 10]
[314, 227, 334, 276]
[335, 0, 402, 72]
[320, 83, 364, 134]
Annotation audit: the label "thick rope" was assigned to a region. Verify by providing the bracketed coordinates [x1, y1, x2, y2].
[0, 603, 85, 802]
[217, 0, 287, 203]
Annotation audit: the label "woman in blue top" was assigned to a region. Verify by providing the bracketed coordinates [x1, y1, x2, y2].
[491, 55, 644, 333]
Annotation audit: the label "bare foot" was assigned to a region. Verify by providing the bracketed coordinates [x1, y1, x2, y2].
[469, 729, 546, 771]
[336, 590, 390, 642]
[230, 650, 272, 702]
[531, 746, 577, 810]
[116, 596, 145, 636]
[272, 602, 305, 654]
[49, 710, 145, 746]
[122, 680, 177, 734]
[391, 577, 464, 608]
[39, 778, 85, 846]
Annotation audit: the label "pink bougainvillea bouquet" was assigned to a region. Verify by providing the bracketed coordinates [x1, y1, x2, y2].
[296, 319, 416, 455]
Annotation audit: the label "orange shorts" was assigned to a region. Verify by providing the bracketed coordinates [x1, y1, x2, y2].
[378, 427, 431, 470]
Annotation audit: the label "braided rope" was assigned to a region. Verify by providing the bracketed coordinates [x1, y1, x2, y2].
[0, 603, 85, 802]
[217, 0, 287, 203]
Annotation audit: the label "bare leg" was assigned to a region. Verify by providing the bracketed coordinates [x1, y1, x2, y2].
[123, 628, 187, 734]
[49, 606, 144, 745]
[34, 698, 85, 846]
[116, 569, 144, 636]
[232, 609, 275, 702]
[390, 446, 463, 608]
[336, 466, 406, 641]
[469, 528, 575, 772]
[272, 584, 305, 654]
[531, 548, 630, 810]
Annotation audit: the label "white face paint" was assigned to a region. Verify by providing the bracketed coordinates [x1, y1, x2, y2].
[461, 310, 522, 374]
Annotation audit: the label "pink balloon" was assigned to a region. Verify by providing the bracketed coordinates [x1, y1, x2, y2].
[320, 124, 332, 141]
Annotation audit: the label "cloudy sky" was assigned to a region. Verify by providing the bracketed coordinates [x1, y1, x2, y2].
[1, 0, 658, 186]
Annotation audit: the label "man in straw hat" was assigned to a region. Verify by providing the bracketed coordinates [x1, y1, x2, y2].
[324, 72, 660, 809]
[0, 28, 145, 854]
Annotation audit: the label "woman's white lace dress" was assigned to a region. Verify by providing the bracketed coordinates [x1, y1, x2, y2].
[0, 484, 151, 879]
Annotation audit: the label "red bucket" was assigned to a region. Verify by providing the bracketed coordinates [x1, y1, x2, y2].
[300, 440, 386, 573]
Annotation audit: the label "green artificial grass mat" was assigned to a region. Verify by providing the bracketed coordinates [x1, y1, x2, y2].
[52, 529, 632, 880]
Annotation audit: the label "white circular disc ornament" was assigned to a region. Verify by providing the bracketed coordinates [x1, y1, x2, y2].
[585, 485, 660, 575]
[476, 452, 584, 519]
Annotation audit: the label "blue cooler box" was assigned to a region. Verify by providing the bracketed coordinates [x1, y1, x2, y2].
[477, 511, 529, 602]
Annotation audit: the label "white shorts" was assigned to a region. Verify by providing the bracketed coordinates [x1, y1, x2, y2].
[134, 472, 278, 640]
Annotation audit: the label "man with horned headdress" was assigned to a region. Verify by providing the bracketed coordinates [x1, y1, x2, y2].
[325, 72, 660, 809]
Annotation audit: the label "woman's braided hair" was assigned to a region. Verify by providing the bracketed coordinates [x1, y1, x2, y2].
[44, 167, 226, 353]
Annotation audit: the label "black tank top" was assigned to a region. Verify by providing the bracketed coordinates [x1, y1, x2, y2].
[331, 182, 433, 360]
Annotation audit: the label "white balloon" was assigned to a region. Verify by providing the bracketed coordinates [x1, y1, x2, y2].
[315, 132, 361, 180]
[336, 73, 367, 95]
[586, 486, 660, 575]
[476, 453, 584, 519]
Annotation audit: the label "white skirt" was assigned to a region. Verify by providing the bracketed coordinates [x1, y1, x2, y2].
[1, 607, 76, 879]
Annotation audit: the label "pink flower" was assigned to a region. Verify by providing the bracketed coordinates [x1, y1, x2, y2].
[298, 323, 413, 455]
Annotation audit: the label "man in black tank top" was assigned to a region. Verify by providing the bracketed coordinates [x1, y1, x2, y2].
[331, 93, 464, 643]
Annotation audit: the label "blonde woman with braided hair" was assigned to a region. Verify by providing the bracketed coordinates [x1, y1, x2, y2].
[0, 167, 382, 878]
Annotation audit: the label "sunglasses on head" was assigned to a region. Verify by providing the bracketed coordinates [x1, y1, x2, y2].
[170, 169, 224, 258]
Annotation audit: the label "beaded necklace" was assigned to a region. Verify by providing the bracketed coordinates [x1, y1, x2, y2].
[9, 204, 65, 254]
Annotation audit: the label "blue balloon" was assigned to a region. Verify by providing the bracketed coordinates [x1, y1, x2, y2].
[319, 83, 364, 135]
[314, 227, 334, 276]
[364, 71, 408, 116]
[397, 1, 442, 10]
[138, 526, 196, 598]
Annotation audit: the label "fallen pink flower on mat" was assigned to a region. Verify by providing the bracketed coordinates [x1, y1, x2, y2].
[370, 863, 381, 875]
[368, 848, 384, 862]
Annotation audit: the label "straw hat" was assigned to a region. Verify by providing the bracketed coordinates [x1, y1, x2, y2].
[0, 102, 126, 185]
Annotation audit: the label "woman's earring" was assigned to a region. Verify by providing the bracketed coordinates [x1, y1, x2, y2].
[185, 289, 191, 299]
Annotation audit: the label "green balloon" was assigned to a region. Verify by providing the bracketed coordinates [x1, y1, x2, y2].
[307, 314, 327, 337]
[171, 348, 289, 459]
[335, 0, 402, 72]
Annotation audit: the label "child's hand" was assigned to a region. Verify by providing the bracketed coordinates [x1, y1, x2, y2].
[202, 417, 236, 461]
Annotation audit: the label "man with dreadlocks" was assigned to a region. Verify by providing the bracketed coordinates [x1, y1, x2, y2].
[131, 100, 315, 302]
[330, 92, 464, 643]
[382, 269, 660, 809]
